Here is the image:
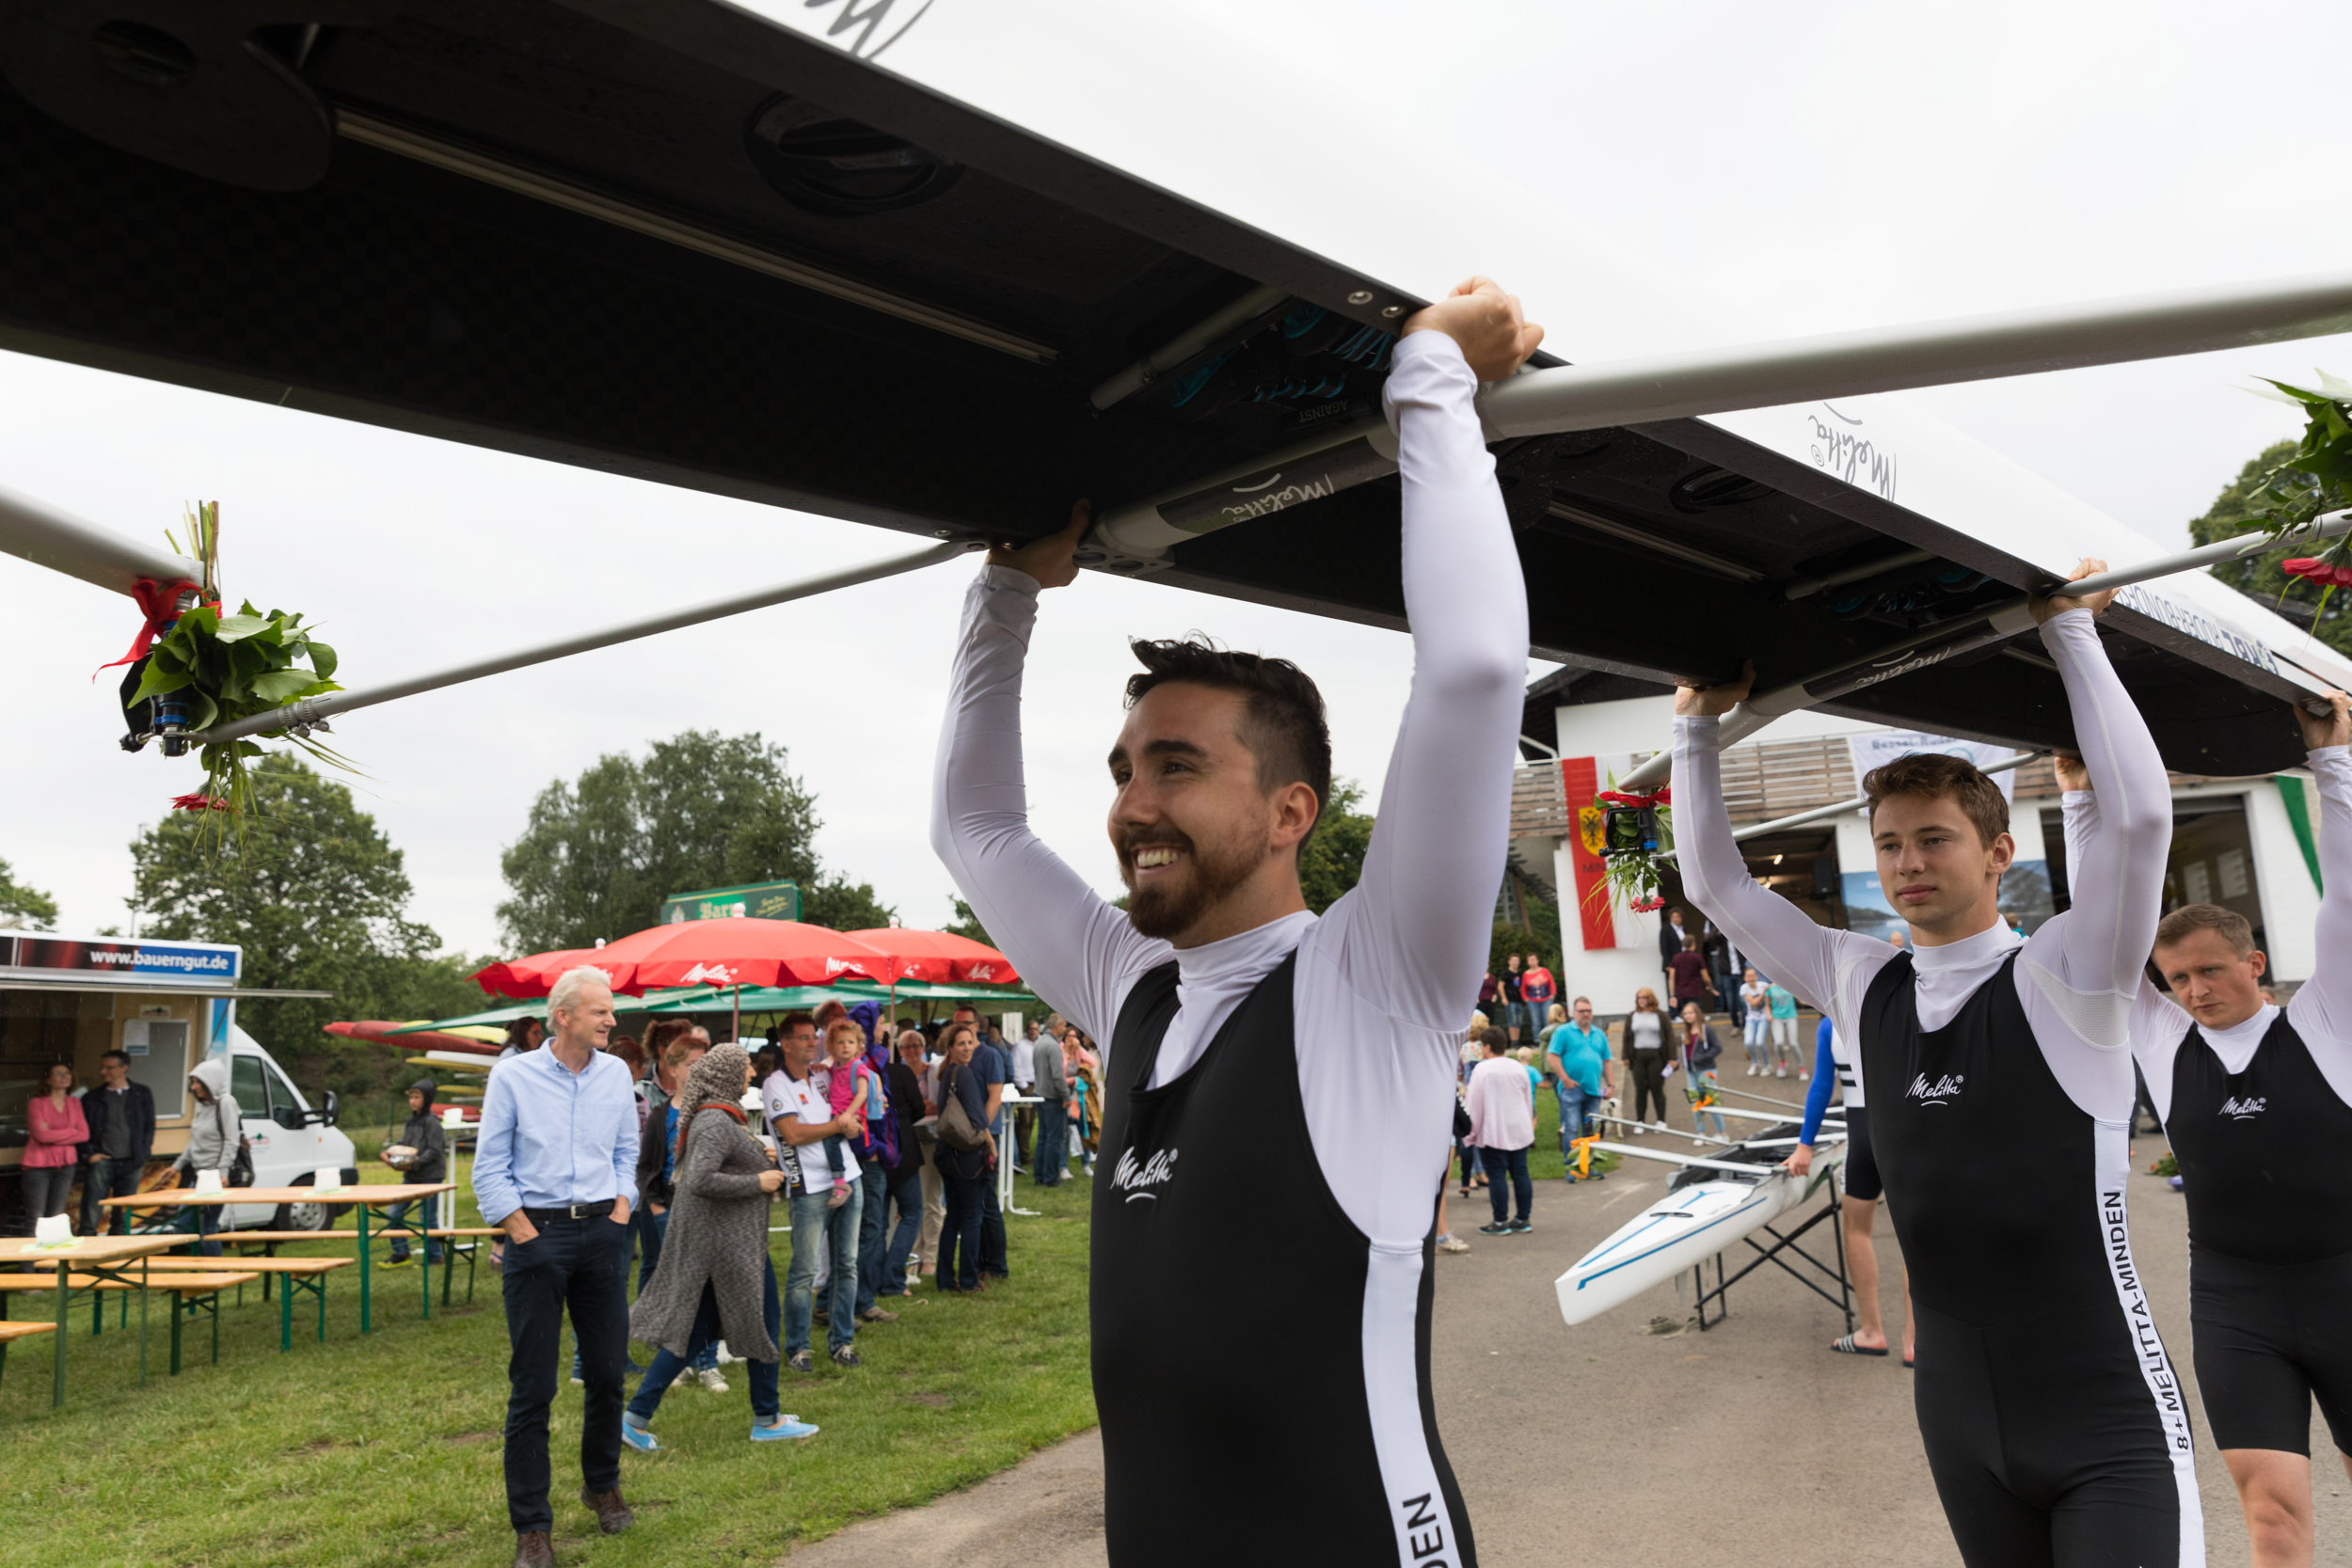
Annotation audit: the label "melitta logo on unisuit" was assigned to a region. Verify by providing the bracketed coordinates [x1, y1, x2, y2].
[1110, 1147, 1178, 1203]
[1907, 1073, 1965, 1105]
[2218, 1096, 2267, 1120]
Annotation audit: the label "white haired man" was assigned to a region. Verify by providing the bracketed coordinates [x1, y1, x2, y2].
[474, 966, 642, 1568]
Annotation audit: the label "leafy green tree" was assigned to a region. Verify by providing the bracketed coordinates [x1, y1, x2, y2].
[129, 756, 485, 1098]
[497, 730, 893, 950]
[0, 858, 58, 928]
[945, 895, 998, 952]
[2187, 440, 2352, 652]
[1298, 778, 1375, 915]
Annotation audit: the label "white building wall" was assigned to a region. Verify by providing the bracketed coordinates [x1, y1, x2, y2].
[2239, 782, 2322, 984]
[1547, 839, 1669, 1015]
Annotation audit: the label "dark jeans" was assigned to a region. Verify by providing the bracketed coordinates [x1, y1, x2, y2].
[635, 1204, 665, 1295]
[979, 1152, 1008, 1277]
[628, 1265, 779, 1424]
[1032, 1101, 1067, 1184]
[1629, 1050, 1668, 1126]
[1481, 1146, 1532, 1225]
[937, 1171, 987, 1291]
[858, 1166, 924, 1309]
[22, 1165, 74, 1223]
[384, 1198, 444, 1263]
[1554, 1083, 1589, 1157]
[82, 1154, 144, 1235]
[499, 1212, 631, 1533]
[185, 1187, 222, 1258]
[1457, 1137, 1479, 1189]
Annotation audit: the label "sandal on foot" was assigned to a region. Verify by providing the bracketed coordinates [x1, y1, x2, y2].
[1831, 1334, 1889, 1356]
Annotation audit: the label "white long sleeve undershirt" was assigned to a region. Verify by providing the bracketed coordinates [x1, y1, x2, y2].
[928, 329, 1527, 1243]
[2062, 746, 2352, 1121]
[1672, 609, 2171, 1119]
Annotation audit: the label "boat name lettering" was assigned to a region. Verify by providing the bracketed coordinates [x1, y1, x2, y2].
[1806, 409, 1899, 501]
[1216, 470, 1338, 525]
[780, 0, 937, 60]
[2114, 585, 2280, 676]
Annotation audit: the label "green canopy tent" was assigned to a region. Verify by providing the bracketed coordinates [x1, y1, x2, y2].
[391, 979, 1041, 1039]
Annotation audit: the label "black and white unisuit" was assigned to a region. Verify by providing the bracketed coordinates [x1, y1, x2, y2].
[1676, 608, 2202, 1568]
[2067, 748, 2352, 1460]
[930, 331, 1523, 1566]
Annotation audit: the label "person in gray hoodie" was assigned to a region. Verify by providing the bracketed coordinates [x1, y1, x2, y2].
[384, 1077, 448, 1266]
[172, 1056, 241, 1257]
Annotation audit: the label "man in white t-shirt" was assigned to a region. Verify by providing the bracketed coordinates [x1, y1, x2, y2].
[764, 1011, 864, 1371]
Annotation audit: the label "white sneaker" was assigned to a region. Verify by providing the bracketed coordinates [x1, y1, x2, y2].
[714, 1340, 744, 1366]
[696, 1367, 730, 1394]
[1692, 1137, 1708, 1147]
[1436, 1233, 1470, 1255]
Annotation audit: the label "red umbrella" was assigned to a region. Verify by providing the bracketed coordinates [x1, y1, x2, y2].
[620, 919, 892, 991]
[845, 927, 1021, 987]
[474, 947, 615, 999]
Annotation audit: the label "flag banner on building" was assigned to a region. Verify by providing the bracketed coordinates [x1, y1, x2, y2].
[1561, 755, 1616, 951]
[1847, 730, 2019, 801]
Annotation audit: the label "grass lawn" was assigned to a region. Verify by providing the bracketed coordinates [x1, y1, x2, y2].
[0, 1157, 1098, 1568]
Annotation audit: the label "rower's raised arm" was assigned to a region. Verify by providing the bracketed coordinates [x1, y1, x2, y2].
[1674, 707, 1883, 1040]
[1341, 295, 1534, 1029]
[2286, 692, 2352, 1084]
[930, 562, 1160, 1045]
[2034, 605, 2170, 1008]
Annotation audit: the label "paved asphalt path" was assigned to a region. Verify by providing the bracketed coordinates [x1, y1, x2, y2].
[784, 1091, 2349, 1565]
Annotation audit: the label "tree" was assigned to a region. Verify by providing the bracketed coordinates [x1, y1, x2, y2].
[2191, 439, 2352, 656]
[497, 730, 893, 951]
[1297, 778, 1375, 915]
[945, 895, 998, 952]
[129, 756, 486, 1099]
[0, 858, 58, 929]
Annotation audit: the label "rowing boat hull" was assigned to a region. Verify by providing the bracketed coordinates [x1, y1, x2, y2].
[1554, 1143, 1844, 1326]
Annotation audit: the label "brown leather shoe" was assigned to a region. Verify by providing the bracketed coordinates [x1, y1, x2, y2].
[580, 1486, 633, 1535]
[512, 1529, 555, 1568]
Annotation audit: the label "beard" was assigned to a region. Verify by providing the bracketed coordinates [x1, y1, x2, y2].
[1119, 825, 1267, 941]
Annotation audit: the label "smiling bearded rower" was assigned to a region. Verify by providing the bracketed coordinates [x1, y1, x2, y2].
[930, 277, 1540, 1566]
[1673, 565, 2201, 1568]
[2058, 689, 2352, 1568]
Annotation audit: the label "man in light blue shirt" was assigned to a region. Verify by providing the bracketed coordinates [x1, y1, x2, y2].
[1543, 996, 1613, 1178]
[473, 967, 641, 1567]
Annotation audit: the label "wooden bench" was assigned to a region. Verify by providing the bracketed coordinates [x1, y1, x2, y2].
[0, 1270, 259, 1373]
[141, 1257, 356, 1351]
[0, 1320, 56, 1392]
[426, 1227, 508, 1307]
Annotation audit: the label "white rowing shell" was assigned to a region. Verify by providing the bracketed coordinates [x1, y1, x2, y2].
[1554, 1143, 1846, 1326]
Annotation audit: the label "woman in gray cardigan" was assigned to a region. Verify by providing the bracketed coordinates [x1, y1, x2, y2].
[622, 1043, 816, 1448]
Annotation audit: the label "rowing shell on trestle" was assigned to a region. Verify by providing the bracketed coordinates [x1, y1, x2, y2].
[1554, 1122, 1845, 1326]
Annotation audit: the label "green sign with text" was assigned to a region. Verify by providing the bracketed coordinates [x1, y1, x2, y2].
[657, 879, 801, 926]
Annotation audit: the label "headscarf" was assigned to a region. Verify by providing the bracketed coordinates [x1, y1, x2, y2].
[671, 1041, 751, 1164]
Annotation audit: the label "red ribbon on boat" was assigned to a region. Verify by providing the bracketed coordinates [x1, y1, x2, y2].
[96, 578, 206, 675]
[1597, 785, 1671, 808]
[2283, 557, 2352, 588]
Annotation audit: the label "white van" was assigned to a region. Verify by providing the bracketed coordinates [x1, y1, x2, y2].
[215, 1023, 361, 1232]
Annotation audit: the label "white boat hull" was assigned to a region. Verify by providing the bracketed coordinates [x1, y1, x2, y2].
[1555, 1145, 1844, 1326]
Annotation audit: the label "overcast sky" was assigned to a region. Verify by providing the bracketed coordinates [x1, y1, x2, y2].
[9, 1, 2352, 958]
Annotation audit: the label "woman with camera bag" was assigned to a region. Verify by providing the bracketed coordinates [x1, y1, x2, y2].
[932, 1022, 997, 1294]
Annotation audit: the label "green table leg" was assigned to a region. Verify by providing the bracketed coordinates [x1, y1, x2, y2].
[357, 1201, 372, 1334]
[51, 1267, 67, 1409]
[210, 1293, 221, 1365]
[280, 1271, 293, 1353]
[136, 1259, 149, 1388]
[420, 1213, 432, 1322]
[317, 1273, 328, 1343]
[168, 1294, 183, 1376]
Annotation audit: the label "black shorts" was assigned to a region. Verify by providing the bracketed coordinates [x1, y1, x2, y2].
[2190, 1246, 2352, 1456]
[1838, 1103, 1883, 1203]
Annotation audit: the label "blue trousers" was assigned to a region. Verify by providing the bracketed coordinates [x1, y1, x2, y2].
[785, 1183, 861, 1355]
[628, 1264, 779, 1424]
[937, 1171, 987, 1291]
[499, 1213, 630, 1532]
[1032, 1102, 1068, 1184]
[1480, 1146, 1533, 1226]
[857, 1167, 924, 1310]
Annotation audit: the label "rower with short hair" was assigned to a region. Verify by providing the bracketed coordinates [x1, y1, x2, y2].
[2059, 689, 2352, 1568]
[1674, 563, 2201, 1568]
[931, 277, 1541, 1566]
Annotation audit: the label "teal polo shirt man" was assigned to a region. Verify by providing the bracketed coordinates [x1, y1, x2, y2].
[1544, 1001, 1612, 1171]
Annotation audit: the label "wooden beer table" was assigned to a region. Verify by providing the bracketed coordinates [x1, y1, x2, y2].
[0, 1233, 183, 1407]
[102, 1182, 456, 1334]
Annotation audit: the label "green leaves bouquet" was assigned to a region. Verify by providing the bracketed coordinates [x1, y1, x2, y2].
[124, 503, 347, 818]
[2248, 372, 2352, 608]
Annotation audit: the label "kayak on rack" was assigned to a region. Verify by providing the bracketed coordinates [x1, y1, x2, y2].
[1555, 1121, 1845, 1327]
